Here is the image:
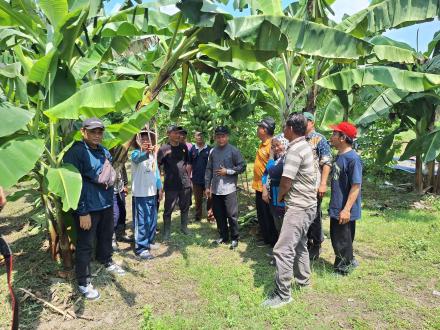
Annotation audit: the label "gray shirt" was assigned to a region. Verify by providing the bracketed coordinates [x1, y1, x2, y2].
[205, 143, 246, 195]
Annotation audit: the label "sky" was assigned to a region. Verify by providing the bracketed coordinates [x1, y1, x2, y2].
[105, 0, 439, 52]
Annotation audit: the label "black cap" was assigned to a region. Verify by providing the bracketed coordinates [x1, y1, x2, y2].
[214, 126, 229, 135]
[167, 125, 183, 133]
[82, 117, 104, 130]
[258, 117, 275, 135]
[181, 129, 188, 135]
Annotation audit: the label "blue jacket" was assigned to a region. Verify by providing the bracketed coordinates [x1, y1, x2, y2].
[262, 156, 286, 208]
[63, 141, 114, 215]
[190, 144, 211, 187]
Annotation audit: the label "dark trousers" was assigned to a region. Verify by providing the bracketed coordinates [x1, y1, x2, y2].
[163, 188, 192, 226]
[113, 192, 127, 229]
[212, 192, 239, 241]
[193, 183, 212, 221]
[330, 218, 356, 273]
[307, 196, 324, 246]
[256, 191, 278, 246]
[75, 207, 113, 286]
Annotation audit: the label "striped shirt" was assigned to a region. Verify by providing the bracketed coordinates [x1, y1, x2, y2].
[282, 136, 317, 209]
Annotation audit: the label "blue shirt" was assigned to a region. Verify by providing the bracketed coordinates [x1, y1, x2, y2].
[262, 156, 285, 208]
[190, 144, 211, 186]
[63, 141, 114, 215]
[329, 150, 362, 221]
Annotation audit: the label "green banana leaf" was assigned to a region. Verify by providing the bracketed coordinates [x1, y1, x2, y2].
[0, 29, 37, 49]
[0, 103, 34, 137]
[400, 128, 440, 163]
[316, 66, 440, 92]
[425, 31, 440, 57]
[370, 45, 416, 64]
[46, 164, 83, 212]
[319, 96, 346, 128]
[0, 62, 21, 78]
[39, 0, 68, 29]
[356, 88, 409, 126]
[226, 15, 372, 60]
[0, 136, 45, 189]
[44, 80, 146, 120]
[104, 100, 159, 149]
[27, 49, 59, 96]
[249, 0, 283, 15]
[336, 0, 440, 38]
[177, 0, 230, 28]
[199, 43, 270, 71]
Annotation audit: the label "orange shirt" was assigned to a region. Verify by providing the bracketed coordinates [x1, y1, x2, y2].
[252, 138, 272, 192]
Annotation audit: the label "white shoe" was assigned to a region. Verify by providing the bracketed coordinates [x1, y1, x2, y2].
[105, 263, 126, 276]
[78, 283, 100, 300]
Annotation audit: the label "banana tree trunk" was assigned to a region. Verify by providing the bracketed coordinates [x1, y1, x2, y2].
[415, 155, 423, 194]
[427, 161, 435, 192]
[42, 194, 74, 269]
[305, 84, 319, 114]
[435, 163, 440, 194]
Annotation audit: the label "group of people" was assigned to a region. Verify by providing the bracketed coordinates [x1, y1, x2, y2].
[0, 111, 362, 307]
[255, 113, 362, 308]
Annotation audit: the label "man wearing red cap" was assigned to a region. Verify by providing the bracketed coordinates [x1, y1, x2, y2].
[329, 122, 362, 275]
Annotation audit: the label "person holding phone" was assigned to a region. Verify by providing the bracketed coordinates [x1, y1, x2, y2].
[131, 129, 163, 260]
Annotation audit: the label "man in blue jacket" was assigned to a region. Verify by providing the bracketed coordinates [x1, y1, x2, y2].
[64, 118, 125, 300]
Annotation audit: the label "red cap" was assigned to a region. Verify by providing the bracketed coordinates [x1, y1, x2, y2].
[329, 122, 357, 139]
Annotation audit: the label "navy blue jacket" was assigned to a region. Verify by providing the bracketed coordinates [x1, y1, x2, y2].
[63, 141, 113, 215]
[190, 144, 211, 187]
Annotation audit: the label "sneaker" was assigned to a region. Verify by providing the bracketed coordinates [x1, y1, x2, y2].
[213, 238, 227, 245]
[230, 240, 238, 250]
[269, 259, 275, 266]
[105, 263, 126, 276]
[78, 283, 100, 300]
[116, 234, 133, 243]
[149, 243, 161, 250]
[256, 240, 267, 248]
[351, 258, 360, 269]
[261, 291, 292, 309]
[138, 250, 154, 260]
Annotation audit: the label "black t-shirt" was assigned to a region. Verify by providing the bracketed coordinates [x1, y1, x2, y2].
[157, 143, 191, 191]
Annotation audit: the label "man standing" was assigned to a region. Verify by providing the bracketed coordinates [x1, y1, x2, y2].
[303, 112, 332, 260]
[205, 126, 246, 250]
[262, 113, 316, 308]
[64, 118, 125, 300]
[190, 132, 212, 222]
[329, 122, 362, 275]
[158, 125, 192, 240]
[253, 117, 278, 247]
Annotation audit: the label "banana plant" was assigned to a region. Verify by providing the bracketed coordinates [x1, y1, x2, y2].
[0, 0, 163, 268]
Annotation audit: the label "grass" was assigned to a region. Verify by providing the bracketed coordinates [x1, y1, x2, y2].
[1, 164, 440, 329]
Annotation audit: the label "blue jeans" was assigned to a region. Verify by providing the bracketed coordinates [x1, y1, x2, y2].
[132, 196, 157, 254]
